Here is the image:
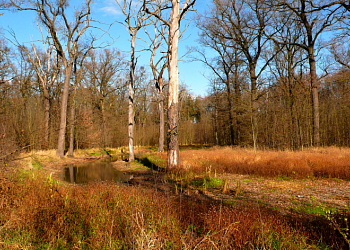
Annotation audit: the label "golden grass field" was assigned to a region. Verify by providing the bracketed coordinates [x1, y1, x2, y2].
[177, 146, 350, 179]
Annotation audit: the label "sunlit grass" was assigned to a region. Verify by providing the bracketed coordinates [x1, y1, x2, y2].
[3, 146, 350, 249]
[0, 170, 321, 249]
[177, 146, 350, 180]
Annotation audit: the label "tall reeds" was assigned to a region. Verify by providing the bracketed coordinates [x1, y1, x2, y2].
[179, 147, 350, 180]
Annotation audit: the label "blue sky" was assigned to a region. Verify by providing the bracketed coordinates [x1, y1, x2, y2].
[1, 0, 212, 96]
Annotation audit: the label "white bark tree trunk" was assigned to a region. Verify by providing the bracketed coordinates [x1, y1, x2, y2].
[167, 0, 180, 169]
[128, 34, 136, 162]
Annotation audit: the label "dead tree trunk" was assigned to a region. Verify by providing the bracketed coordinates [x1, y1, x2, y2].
[144, 0, 196, 169]
[128, 34, 136, 162]
[158, 80, 165, 152]
[166, 0, 180, 169]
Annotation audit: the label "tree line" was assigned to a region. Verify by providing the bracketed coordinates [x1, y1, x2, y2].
[197, 0, 350, 150]
[1, 0, 350, 167]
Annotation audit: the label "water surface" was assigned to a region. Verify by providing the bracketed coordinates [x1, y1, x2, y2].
[64, 161, 133, 184]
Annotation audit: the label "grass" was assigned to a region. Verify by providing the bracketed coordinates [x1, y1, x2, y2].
[136, 153, 167, 171]
[29, 149, 61, 162]
[0, 171, 319, 249]
[191, 176, 223, 188]
[2, 146, 350, 249]
[176, 146, 350, 180]
[131, 160, 147, 170]
[291, 196, 340, 216]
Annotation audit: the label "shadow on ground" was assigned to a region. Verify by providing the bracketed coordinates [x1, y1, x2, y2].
[135, 157, 165, 172]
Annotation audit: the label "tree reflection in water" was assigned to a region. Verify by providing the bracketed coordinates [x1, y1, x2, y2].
[64, 161, 133, 184]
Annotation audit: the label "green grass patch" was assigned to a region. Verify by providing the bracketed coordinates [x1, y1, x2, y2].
[294, 200, 339, 216]
[191, 176, 223, 188]
[78, 148, 116, 156]
[277, 175, 292, 181]
[88, 150, 110, 156]
[137, 154, 166, 170]
[332, 177, 343, 183]
[147, 146, 158, 151]
[131, 160, 147, 170]
[87, 151, 102, 156]
[32, 159, 44, 170]
[224, 200, 237, 206]
[296, 203, 327, 215]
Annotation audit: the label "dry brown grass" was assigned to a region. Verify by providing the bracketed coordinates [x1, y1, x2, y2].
[2, 147, 350, 249]
[179, 146, 350, 180]
[0, 170, 324, 249]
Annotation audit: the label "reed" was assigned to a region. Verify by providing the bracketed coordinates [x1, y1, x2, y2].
[179, 146, 350, 180]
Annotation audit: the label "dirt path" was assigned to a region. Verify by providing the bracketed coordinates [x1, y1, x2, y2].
[121, 162, 350, 214]
[213, 174, 350, 213]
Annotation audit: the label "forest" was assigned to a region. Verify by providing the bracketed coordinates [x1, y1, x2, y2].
[1, 0, 350, 160]
[2, 0, 350, 249]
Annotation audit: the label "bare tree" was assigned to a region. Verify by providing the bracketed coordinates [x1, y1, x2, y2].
[14, 28, 60, 149]
[267, 9, 307, 149]
[330, 42, 350, 70]
[66, 48, 90, 157]
[145, 18, 168, 152]
[10, 0, 95, 157]
[0, 37, 13, 84]
[84, 48, 127, 147]
[0, 37, 19, 161]
[143, 0, 196, 169]
[0, 0, 9, 13]
[117, 0, 152, 162]
[268, 0, 341, 146]
[206, 0, 277, 150]
[196, 18, 245, 146]
[328, 1, 350, 70]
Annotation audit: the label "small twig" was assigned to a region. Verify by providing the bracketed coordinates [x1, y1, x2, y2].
[109, 218, 114, 249]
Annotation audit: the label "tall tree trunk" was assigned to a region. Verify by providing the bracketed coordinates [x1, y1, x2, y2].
[234, 57, 241, 145]
[225, 80, 235, 145]
[167, 0, 180, 169]
[158, 80, 164, 152]
[128, 35, 136, 162]
[43, 89, 50, 149]
[214, 105, 219, 145]
[101, 98, 107, 148]
[308, 49, 320, 146]
[287, 52, 295, 149]
[67, 84, 77, 157]
[249, 65, 258, 151]
[57, 64, 73, 158]
[287, 87, 295, 149]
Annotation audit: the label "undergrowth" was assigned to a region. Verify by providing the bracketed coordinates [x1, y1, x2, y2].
[2, 147, 350, 249]
[0, 170, 328, 249]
